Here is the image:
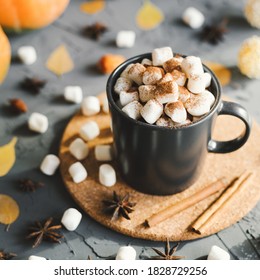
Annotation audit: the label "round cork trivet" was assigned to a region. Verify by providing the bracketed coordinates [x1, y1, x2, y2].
[59, 98, 260, 241]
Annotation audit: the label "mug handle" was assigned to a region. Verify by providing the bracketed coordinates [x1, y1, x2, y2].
[208, 101, 252, 153]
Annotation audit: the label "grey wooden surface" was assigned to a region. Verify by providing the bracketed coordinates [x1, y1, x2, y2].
[0, 0, 260, 260]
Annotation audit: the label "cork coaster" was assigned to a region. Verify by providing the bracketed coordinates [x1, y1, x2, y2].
[59, 99, 260, 241]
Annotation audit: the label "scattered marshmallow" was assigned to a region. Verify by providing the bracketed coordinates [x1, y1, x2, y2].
[69, 138, 89, 160]
[79, 121, 100, 141]
[141, 58, 152, 66]
[99, 164, 116, 187]
[81, 96, 100, 116]
[139, 85, 156, 102]
[28, 112, 48, 134]
[203, 72, 212, 88]
[140, 99, 163, 124]
[187, 74, 206, 94]
[207, 245, 230, 260]
[17, 46, 37, 65]
[152, 47, 173, 66]
[163, 57, 183, 72]
[61, 208, 82, 231]
[171, 69, 187, 86]
[143, 66, 163, 85]
[185, 94, 211, 116]
[116, 30, 136, 48]
[182, 7, 205, 29]
[165, 101, 187, 123]
[155, 81, 179, 104]
[119, 90, 139, 107]
[40, 154, 60, 176]
[64, 86, 83, 104]
[28, 255, 46, 260]
[69, 162, 87, 183]
[114, 77, 133, 94]
[181, 56, 204, 78]
[116, 246, 136, 260]
[128, 63, 146, 85]
[122, 100, 143, 120]
[95, 145, 113, 161]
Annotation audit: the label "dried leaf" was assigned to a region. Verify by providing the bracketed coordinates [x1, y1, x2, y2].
[80, 0, 105, 14]
[203, 61, 231, 86]
[136, 0, 164, 30]
[0, 137, 17, 177]
[0, 194, 20, 225]
[46, 44, 74, 77]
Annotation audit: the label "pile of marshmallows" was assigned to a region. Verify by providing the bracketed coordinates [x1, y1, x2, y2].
[114, 47, 215, 127]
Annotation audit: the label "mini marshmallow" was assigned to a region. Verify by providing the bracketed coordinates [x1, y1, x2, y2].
[69, 162, 87, 183]
[185, 94, 211, 116]
[207, 245, 230, 260]
[69, 138, 89, 160]
[174, 118, 192, 126]
[116, 246, 136, 260]
[171, 69, 187, 86]
[141, 58, 152, 66]
[95, 145, 113, 161]
[155, 81, 179, 104]
[28, 255, 46, 260]
[119, 90, 139, 107]
[122, 100, 143, 120]
[64, 86, 83, 104]
[128, 63, 146, 85]
[202, 72, 212, 88]
[181, 56, 204, 78]
[178, 86, 191, 103]
[201, 90, 215, 107]
[163, 57, 183, 72]
[138, 85, 156, 102]
[156, 115, 174, 127]
[165, 101, 187, 123]
[114, 77, 132, 94]
[81, 96, 100, 116]
[61, 208, 82, 231]
[28, 112, 48, 133]
[182, 7, 205, 29]
[152, 47, 173, 66]
[140, 99, 163, 124]
[40, 154, 60, 176]
[158, 73, 174, 84]
[187, 74, 206, 94]
[79, 120, 100, 141]
[99, 164, 116, 187]
[17, 46, 37, 65]
[116, 30, 136, 48]
[120, 63, 134, 78]
[142, 66, 163, 85]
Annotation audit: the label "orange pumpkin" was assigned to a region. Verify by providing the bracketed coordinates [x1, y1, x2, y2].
[0, 0, 70, 32]
[0, 26, 11, 84]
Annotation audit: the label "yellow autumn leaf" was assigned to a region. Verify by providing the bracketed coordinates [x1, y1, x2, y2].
[0, 137, 17, 177]
[0, 194, 19, 225]
[203, 61, 232, 87]
[46, 44, 74, 77]
[136, 0, 164, 30]
[80, 0, 105, 14]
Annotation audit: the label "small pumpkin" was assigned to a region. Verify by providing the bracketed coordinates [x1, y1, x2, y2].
[0, 25, 11, 84]
[0, 0, 70, 32]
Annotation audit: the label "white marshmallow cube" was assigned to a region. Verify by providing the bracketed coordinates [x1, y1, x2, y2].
[120, 63, 134, 79]
[178, 86, 191, 103]
[28, 112, 48, 134]
[156, 116, 174, 127]
[64, 86, 83, 104]
[61, 208, 82, 231]
[141, 58, 152, 66]
[79, 120, 100, 141]
[139, 85, 156, 102]
[165, 101, 187, 123]
[182, 7, 205, 29]
[69, 162, 87, 183]
[122, 100, 143, 120]
[152, 47, 173, 66]
[143, 66, 163, 85]
[114, 77, 132, 94]
[99, 164, 116, 187]
[116, 246, 136, 260]
[185, 94, 211, 116]
[155, 81, 179, 104]
[163, 57, 183, 72]
[201, 90, 215, 107]
[171, 70, 187, 86]
[95, 145, 113, 161]
[81, 96, 100, 116]
[159, 73, 174, 84]
[69, 138, 89, 160]
[40, 154, 60, 176]
[116, 30, 136, 48]
[128, 63, 146, 85]
[207, 245, 230, 260]
[17, 46, 37, 65]
[119, 90, 139, 107]
[141, 99, 163, 124]
[28, 255, 46, 260]
[203, 72, 212, 88]
[181, 56, 204, 78]
[187, 74, 206, 94]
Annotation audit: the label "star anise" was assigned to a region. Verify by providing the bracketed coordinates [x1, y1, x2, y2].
[82, 22, 108, 40]
[20, 77, 46, 93]
[103, 191, 136, 221]
[27, 217, 63, 248]
[19, 178, 44, 192]
[0, 250, 17, 260]
[150, 239, 184, 260]
[200, 18, 228, 45]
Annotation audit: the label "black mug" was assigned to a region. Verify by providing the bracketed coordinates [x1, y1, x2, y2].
[106, 53, 251, 195]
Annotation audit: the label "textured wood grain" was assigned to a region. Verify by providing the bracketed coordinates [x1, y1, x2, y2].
[59, 100, 260, 241]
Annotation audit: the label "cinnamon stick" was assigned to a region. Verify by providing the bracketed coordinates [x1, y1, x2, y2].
[191, 171, 253, 234]
[145, 177, 229, 227]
